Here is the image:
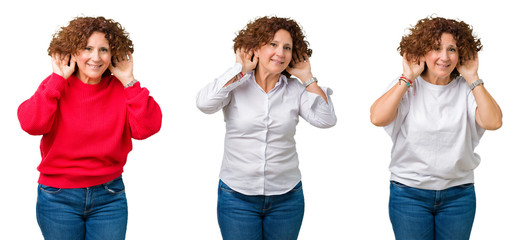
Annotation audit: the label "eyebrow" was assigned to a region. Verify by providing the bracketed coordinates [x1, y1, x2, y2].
[85, 45, 110, 49]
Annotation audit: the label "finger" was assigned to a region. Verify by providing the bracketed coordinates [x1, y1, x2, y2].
[51, 54, 60, 68]
[419, 56, 425, 67]
[236, 49, 245, 62]
[239, 48, 246, 57]
[108, 59, 115, 70]
[296, 51, 303, 63]
[58, 53, 66, 66]
[63, 54, 71, 66]
[244, 49, 252, 61]
[51, 53, 59, 63]
[69, 55, 77, 67]
[249, 50, 257, 63]
[127, 51, 133, 62]
[291, 50, 299, 63]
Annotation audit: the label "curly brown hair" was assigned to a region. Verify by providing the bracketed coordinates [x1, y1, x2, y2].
[233, 16, 312, 78]
[398, 16, 482, 79]
[48, 16, 133, 77]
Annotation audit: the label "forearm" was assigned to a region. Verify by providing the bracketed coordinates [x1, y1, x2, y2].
[305, 82, 328, 103]
[223, 72, 245, 88]
[370, 82, 408, 127]
[473, 85, 502, 130]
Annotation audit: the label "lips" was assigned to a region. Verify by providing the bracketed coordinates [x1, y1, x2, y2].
[436, 63, 451, 69]
[87, 63, 103, 69]
[271, 59, 285, 65]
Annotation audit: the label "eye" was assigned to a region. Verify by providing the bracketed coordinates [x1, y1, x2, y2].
[84, 47, 92, 51]
[448, 47, 457, 52]
[270, 42, 277, 47]
[100, 47, 109, 52]
[284, 46, 292, 51]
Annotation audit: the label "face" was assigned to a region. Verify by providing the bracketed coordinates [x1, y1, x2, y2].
[424, 33, 459, 81]
[75, 31, 111, 84]
[255, 29, 293, 75]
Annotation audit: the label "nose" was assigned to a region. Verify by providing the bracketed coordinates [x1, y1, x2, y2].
[275, 46, 285, 57]
[440, 49, 449, 60]
[91, 50, 101, 61]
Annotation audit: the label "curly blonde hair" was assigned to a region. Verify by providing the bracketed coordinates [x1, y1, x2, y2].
[398, 16, 482, 79]
[233, 16, 312, 78]
[48, 16, 133, 76]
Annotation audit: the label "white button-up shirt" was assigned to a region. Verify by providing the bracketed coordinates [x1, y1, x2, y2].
[197, 63, 336, 195]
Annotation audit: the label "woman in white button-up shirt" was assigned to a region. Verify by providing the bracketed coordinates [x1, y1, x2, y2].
[197, 16, 336, 240]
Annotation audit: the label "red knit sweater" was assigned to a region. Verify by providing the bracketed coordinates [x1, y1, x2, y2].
[18, 73, 162, 188]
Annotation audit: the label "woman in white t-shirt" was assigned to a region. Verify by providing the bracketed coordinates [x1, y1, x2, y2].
[370, 16, 502, 240]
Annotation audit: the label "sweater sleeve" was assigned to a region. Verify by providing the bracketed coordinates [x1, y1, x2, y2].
[124, 81, 162, 140]
[17, 73, 67, 135]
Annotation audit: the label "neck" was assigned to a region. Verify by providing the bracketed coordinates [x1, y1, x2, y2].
[255, 67, 281, 93]
[76, 72, 102, 85]
[422, 72, 452, 85]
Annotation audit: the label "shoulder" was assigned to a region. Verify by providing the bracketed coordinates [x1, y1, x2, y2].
[453, 76, 471, 94]
[286, 77, 304, 91]
[105, 75, 123, 88]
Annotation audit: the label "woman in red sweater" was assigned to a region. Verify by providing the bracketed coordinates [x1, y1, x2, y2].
[18, 16, 162, 240]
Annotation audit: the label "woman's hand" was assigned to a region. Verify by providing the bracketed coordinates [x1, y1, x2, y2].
[51, 53, 76, 79]
[402, 53, 425, 81]
[457, 53, 479, 84]
[286, 52, 313, 82]
[109, 52, 135, 86]
[236, 48, 258, 74]
[287, 53, 329, 102]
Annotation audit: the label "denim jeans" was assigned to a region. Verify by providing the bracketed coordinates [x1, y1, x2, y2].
[217, 180, 304, 240]
[36, 176, 128, 240]
[389, 181, 476, 240]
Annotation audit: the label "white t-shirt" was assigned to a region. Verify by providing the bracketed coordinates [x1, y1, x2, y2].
[384, 75, 485, 190]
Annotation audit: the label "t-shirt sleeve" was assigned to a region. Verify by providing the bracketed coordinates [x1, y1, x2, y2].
[383, 78, 411, 141]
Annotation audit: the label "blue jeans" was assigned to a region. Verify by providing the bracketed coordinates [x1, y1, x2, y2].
[389, 181, 476, 240]
[36, 176, 128, 240]
[217, 180, 305, 240]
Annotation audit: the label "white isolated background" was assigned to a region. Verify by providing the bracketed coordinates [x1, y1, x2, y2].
[1, 0, 517, 239]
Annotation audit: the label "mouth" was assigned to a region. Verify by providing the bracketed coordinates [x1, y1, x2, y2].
[271, 59, 285, 65]
[87, 63, 103, 69]
[436, 63, 451, 69]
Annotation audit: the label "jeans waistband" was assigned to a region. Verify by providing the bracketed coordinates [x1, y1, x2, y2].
[88, 175, 122, 189]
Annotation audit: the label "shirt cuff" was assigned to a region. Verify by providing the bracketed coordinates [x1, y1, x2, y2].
[216, 63, 248, 92]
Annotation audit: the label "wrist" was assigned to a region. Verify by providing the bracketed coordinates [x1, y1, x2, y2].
[237, 62, 252, 74]
[303, 77, 318, 88]
[124, 79, 138, 88]
[402, 72, 416, 82]
[299, 73, 314, 83]
[119, 75, 135, 85]
[464, 74, 480, 84]
[469, 79, 484, 91]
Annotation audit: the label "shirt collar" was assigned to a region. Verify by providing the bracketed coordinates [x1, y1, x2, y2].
[250, 72, 289, 88]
